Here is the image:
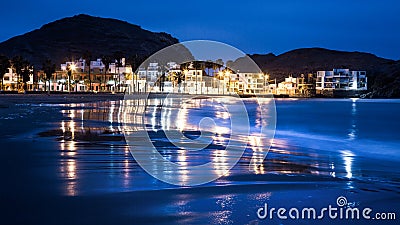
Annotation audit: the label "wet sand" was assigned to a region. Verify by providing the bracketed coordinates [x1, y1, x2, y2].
[0, 97, 399, 225]
[0, 93, 125, 105]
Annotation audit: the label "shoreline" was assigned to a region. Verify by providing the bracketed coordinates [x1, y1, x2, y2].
[0, 91, 400, 103]
[1, 92, 399, 106]
[0, 93, 125, 105]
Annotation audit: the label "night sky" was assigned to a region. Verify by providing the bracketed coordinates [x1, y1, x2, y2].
[1, 0, 399, 59]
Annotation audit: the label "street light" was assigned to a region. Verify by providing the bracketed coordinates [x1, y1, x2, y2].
[66, 63, 76, 94]
[213, 77, 216, 94]
[225, 71, 231, 95]
[183, 70, 188, 94]
[218, 71, 223, 94]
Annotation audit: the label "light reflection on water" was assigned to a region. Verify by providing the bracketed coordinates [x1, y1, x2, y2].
[40, 98, 400, 196]
[59, 140, 77, 196]
[27, 98, 400, 224]
[348, 98, 358, 140]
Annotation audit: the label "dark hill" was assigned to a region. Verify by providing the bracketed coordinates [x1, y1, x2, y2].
[0, 14, 181, 68]
[247, 48, 400, 98]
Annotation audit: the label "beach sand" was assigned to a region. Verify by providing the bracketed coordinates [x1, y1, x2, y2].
[0, 96, 399, 225]
[0, 93, 125, 105]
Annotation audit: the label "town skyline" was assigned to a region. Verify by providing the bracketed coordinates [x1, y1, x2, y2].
[1, 54, 368, 99]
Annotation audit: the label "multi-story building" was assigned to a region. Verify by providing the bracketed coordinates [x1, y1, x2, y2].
[316, 69, 367, 93]
[2, 68, 17, 91]
[137, 62, 162, 92]
[130, 62, 368, 97]
[56, 58, 132, 92]
[220, 72, 270, 95]
[109, 59, 133, 92]
[237, 72, 269, 94]
[132, 62, 272, 95]
[297, 74, 315, 97]
[164, 62, 182, 92]
[2, 67, 34, 91]
[183, 68, 205, 94]
[276, 76, 298, 96]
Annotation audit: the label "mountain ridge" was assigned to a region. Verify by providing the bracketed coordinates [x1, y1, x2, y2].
[0, 14, 179, 68]
[248, 48, 400, 97]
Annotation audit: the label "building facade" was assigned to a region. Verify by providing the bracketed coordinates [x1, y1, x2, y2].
[45, 58, 134, 92]
[316, 69, 367, 93]
[2, 67, 34, 91]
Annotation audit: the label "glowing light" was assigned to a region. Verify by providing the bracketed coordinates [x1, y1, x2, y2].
[67, 159, 76, 179]
[176, 105, 188, 131]
[61, 120, 65, 133]
[341, 150, 354, 179]
[213, 150, 230, 176]
[248, 135, 265, 174]
[69, 120, 75, 140]
[109, 103, 115, 132]
[177, 152, 188, 166]
[67, 141, 76, 156]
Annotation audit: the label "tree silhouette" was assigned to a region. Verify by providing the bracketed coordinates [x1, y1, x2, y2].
[66, 64, 73, 94]
[20, 61, 32, 91]
[12, 56, 25, 90]
[83, 50, 92, 91]
[101, 55, 113, 92]
[0, 55, 10, 91]
[42, 59, 56, 94]
[113, 51, 124, 92]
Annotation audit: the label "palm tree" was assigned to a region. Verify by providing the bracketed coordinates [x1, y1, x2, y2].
[226, 60, 234, 70]
[113, 51, 124, 92]
[83, 50, 92, 92]
[205, 61, 214, 94]
[127, 54, 140, 72]
[101, 55, 112, 92]
[215, 59, 224, 94]
[0, 55, 10, 91]
[176, 71, 184, 93]
[215, 59, 224, 71]
[12, 56, 25, 91]
[127, 54, 145, 93]
[192, 61, 201, 94]
[42, 59, 56, 94]
[66, 64, 73, 94]
[20, 60, 32, 91]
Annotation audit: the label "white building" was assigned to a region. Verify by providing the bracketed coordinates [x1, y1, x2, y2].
[276, 76, 298, 95]
[131, 62, 272, 95]
[164, 62, 181, 92]
[238, 72, 269, 94]
[61, 58, 106, 72]
[2, 67, 34, 91]
[59, 58, 132, 92]
[207, 71, 269, 95]
[138, 62, 161, 82]
[137, 62, 162, 92]
[2, 68, 17, 90]
[316, 69, 367, 91]
[109, 59, 133, 92]
[183, 69, 205, 94]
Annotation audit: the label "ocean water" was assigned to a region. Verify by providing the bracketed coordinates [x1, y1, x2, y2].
[0, 97, 399, 224]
